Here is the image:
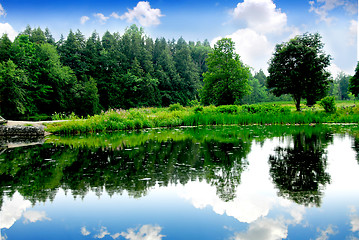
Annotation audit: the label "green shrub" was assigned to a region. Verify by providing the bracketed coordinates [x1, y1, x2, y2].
[169, 103, 184, 111]
[319, 96, 336, 113]
[189, 99, 200, 107]
[193, 106, 204, 113]
[240, 104, 290, 114]
[217, 105, 238, 114]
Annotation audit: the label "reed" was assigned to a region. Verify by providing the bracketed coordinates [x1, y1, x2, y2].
[45, 104, 359, 134]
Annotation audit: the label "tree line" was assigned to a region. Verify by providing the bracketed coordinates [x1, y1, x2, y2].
[0, 25, 356, 118]
[0, 25, 213, 118]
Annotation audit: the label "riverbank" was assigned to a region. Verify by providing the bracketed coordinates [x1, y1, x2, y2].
[0, 120, 68, 136]
[45, 104, 359, 134]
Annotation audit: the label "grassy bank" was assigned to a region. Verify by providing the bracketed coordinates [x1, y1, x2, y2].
[45, 102, 359, 134]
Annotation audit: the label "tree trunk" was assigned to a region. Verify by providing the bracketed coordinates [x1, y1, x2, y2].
[294, 97, 301, 111]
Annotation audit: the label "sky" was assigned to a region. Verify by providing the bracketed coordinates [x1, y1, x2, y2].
[0, 0, 357, 76]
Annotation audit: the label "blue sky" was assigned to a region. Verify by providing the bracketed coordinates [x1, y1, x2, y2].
[0, 0, 357, 76]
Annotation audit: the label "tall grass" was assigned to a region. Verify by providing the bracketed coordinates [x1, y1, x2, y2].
[45, 103, 359, 134]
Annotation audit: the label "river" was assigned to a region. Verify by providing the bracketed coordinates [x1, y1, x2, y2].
[1, 125, 359, 239]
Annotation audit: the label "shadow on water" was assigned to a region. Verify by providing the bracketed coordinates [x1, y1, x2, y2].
[0, 124, 359, 211]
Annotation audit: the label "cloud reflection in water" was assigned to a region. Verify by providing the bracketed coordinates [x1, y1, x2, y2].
[82, 224, 165, 240]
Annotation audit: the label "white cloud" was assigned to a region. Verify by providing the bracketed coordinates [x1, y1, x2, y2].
[316, 225, 338, 240]
[110, 12, 120, 19]
[350, 207, 359, 232]
[23, 210, 51, 223]
[80, 16, 90, 24]
[0, 192, 31, 229]
[344, 1, 358, 14]
[327, 63, 343, 77]
[111, 233, 121, 239]
[120, 225, 165, 240]
[349, 20, 357, 46]
[81, 226, 91, 236]
[120, 1, 164, 27]
[213, 28, 274, 72]
[180, 177, 275, 223]
[232, 0, 288, 35]
[82, 224, 164, 240]
[0, 23, 18, 41]
[213, 0, 301, 72]
[309, 0, 358, 24]
[94, 13, 109, 24]
[351, 215, 359, 232]
[232, 218, 288, 240]
[94, 226, 110, 239]
[0, 3, 6, 17]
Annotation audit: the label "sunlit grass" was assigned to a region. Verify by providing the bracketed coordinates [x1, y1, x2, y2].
[45, 102, 359, 134]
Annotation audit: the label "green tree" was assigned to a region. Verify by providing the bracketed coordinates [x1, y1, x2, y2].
[58, 29, 87, 77]
[153, 37, 182, 106]
[0, 60, 28, 117]
[254, 69, 267, 86]
[44, 28, 56, 45]
[173, 37, 201, 104]
[267, 33, 331, 111]
[349, 62, 359, 98]
[201, 38, 251, 106]
[337, 72, 350, 100]
[241, 77, 268, 104]
[35, 43, 79, 114]
[71, 76, 100, 116]
[0, 34, 12, 63]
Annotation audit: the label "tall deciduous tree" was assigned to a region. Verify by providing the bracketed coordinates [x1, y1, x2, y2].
[349, 62, 359, 98]
[201, 38, 251, 106]
[267, 33, 331, 111]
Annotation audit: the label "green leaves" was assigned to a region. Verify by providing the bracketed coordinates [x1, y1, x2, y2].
[267, 33, 331, 111]
[349, 62, 359, 98]
[0, 60, 28, 116]
[201, 38, 251, 106]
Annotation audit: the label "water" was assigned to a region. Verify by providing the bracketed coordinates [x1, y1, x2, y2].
[1, 125, 359, 239]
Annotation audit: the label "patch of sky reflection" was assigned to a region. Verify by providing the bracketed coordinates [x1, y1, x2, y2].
[1, 126, 359, 239]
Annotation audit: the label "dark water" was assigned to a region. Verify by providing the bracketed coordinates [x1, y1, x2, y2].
[1, 125, 359, 239]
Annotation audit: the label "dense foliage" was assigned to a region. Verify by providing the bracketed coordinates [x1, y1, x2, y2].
[201, 38, 251, 106]
[0, 26, 355, 119]
[0, 25, 212, 118]
[267, 33, 331, 111]
[349, 62, 359, 98]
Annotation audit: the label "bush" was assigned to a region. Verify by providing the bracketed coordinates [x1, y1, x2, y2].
[217, 105, 239, 114]
[169, 103, 183, 111]
[189, 99, 200, 107]
[319, 96, 336, 113]
[193, 106, 204, 113]
[240, 104, 291, 114]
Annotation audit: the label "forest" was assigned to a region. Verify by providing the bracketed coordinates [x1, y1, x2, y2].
[0, 25, 353, 119]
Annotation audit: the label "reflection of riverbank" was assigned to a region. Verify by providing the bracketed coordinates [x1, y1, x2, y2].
[1, 132, 359, 239]
[0, 120, 68, 137]
[0, 136, 44, 149]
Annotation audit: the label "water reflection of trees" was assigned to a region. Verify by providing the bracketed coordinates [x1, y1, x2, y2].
[1, 125, 349, 210]
[0, 129, 251, 209]
[269, 131, 332, 207]
[352, 136, 359, 163]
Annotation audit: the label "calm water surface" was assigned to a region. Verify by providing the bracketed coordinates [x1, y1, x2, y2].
[1, 125, 359, 239]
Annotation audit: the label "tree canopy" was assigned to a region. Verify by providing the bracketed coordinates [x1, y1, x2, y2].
[349, 62, 359, 98]
[267, 33, 331, 111]
[201, 38, 251, 106]
[0, 25, 212, 118]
